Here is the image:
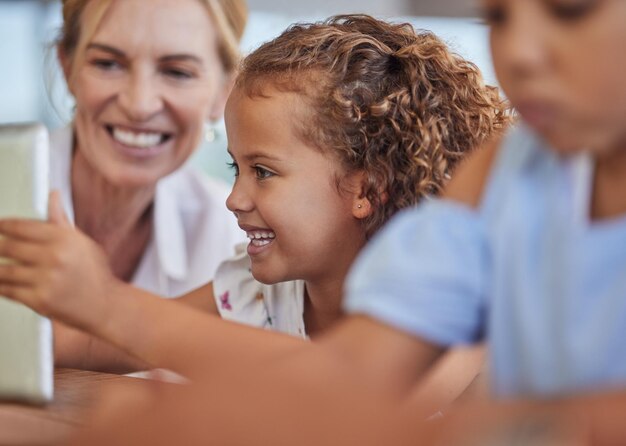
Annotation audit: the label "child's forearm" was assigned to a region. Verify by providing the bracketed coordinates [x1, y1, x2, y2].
[85, 281, 309, 378]
[54, 321, 148, 373]
[72, 282, 443, 392]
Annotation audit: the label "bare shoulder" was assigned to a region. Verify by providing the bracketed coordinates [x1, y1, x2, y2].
[443, 136, 502, 208]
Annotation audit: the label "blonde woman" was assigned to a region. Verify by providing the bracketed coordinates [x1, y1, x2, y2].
[49, 0, 247, 371]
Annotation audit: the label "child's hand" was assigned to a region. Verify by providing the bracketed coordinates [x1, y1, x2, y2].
[0, 191, 117, 332]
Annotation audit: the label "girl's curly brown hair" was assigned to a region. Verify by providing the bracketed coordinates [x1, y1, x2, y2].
[236, 14, 510, 237]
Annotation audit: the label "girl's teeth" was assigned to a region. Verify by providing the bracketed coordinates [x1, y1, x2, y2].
[247, 231, 276, 240]
[113, 127, 163, 148]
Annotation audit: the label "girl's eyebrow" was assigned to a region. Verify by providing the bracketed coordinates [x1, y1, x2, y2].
[86, 42, 203, 65]
[227, 148, 282, 163]
[245, 152, 282, 162]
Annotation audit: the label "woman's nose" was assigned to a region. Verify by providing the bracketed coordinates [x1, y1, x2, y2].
[118, 71, 163, 121]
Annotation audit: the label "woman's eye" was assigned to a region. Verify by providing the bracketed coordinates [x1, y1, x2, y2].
[92, 59, 121, 71]
[226, 161, 239, 177]
[163, 67, 194, 80]
[254, 165, 274, 180]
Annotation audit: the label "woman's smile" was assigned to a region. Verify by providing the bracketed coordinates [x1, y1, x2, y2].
[104, 124, 174, 159]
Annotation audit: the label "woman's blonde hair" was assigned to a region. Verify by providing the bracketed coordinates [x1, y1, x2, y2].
[237, 15, 511, 237]
[58, 0, 248, 79]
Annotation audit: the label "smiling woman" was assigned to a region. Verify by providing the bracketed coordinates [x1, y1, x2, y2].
[46, 0, 248, 372]
[64, 2, 227, 185]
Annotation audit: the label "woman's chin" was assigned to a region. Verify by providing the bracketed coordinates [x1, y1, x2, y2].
[101, 168, 165, 189]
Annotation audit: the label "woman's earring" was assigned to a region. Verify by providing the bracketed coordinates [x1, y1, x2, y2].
[357, 204, 363, 209]
[204, 121, 217, 143]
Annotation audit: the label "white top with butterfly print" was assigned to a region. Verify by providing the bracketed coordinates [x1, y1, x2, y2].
[212, 243, 308, 338]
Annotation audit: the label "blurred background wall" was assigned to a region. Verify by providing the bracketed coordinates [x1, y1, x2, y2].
[0, 0, 489, 183]
[246, 0, 477, 16]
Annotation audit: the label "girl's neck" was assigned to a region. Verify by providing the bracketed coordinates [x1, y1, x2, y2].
[71, 149, 156, 281]
[303, 228, 367, 337]
[591, 146, 626, 221]
[302, 237, 365, 337]
[303, 278, 346, 338]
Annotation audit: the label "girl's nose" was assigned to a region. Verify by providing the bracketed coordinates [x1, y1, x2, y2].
[118, 71, 164, 121]
[226, 179, 254, 216]
[493, 3, 551, 81]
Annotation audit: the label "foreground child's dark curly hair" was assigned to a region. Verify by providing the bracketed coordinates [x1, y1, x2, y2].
[236, 14, 510, 237]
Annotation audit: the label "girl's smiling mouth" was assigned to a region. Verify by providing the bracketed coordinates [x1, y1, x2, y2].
[246, 230, 276, 255]
[247, 230, 276, 246]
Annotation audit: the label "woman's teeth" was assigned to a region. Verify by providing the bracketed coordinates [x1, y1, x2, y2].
[112, 127, 165, 148]
[247, 231, 276, 247]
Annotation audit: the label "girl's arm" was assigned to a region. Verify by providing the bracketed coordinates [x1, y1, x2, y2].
[0, 194, 444, 385]
[53, 321, 149, 373]
[0, 209, 444, 385]
[52, 282, 220, 373]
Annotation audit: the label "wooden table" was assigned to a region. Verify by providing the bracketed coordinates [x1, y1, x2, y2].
[0, 368, 147, 446]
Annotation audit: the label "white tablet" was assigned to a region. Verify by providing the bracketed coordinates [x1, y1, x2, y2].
[0, 123, 53, 404]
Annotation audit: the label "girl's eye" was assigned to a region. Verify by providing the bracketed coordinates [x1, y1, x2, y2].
[227, 161, 239, 177]
[548, 0, 596, 20]
[254, 165, 274, 180]
[480, 5, 507, 25]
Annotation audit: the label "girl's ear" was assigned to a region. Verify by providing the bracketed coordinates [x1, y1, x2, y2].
[347, 170, 374, 220]
[353, 197, 373, 219]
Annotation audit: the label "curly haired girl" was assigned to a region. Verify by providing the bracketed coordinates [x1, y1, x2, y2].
[0, 15, 507, 377]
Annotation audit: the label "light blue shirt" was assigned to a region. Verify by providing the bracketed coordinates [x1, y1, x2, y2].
[345, 125, 626, 398]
